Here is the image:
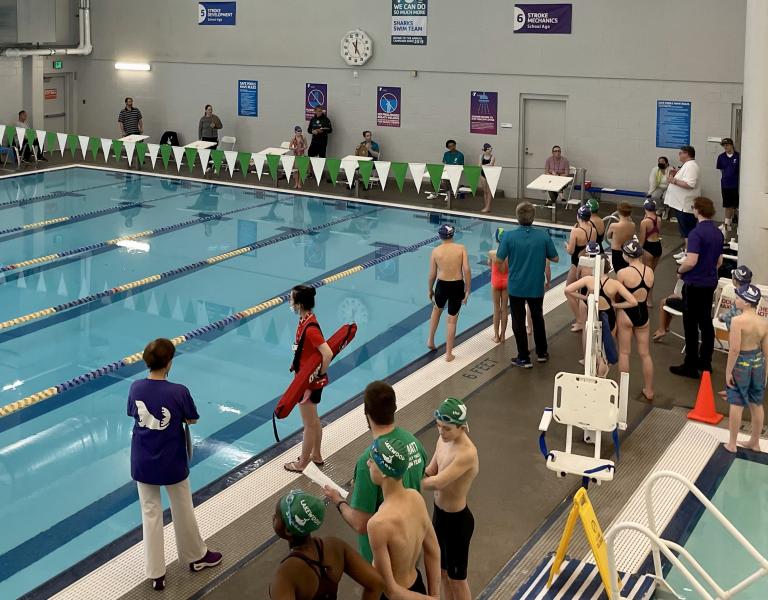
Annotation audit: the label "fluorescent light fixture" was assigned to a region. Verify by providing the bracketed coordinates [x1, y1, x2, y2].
[117, 240, 150, 253]
[2, 379, 24, 392]
[115, 62, 151, 71]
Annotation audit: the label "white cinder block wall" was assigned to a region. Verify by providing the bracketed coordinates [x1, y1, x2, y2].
[0, 58, 23, 125]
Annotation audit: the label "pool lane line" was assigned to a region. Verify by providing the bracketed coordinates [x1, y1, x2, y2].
[0, 207, 380, 335]
[0, 219, 470, 421]
[0, 199, 278, 275]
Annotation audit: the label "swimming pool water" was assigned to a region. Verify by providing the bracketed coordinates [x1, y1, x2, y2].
[665, 457, 768, 598]
[0, 167, 570, 597]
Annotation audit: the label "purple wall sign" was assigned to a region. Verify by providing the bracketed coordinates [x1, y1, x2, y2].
[470, 91, 498, 135]
[514, 4, 572, 34]
[305, 83, 328, 121]
[377, 87, 401, 128]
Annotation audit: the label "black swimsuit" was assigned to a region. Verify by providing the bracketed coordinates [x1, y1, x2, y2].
[570, 223, 594, 267]
[275, 539, 338, 600]
[599, 277, 617, 332]
[623, 265, 651, 327]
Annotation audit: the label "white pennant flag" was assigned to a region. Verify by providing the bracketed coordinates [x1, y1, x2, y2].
[57, 273, 68, 296]
[146, 143, 160, 168]
[56, 132, 68, 155]
[16, 127, 27, 148]
[341, 158, 358, 188]
[101, 138, 112, 162]
[124, 141, 136, 166]
[408, 162, 427, 193]
[444, 165, 463, 196]
[280, 155, 295, 180]
[482, 165, 503, 197]
[0, 126, 5, 148]
[251, 153, 266, 180]
[147, 291, 159, 316]
[171, 146, 185, 172]
[310, 157, 326, 186]
[374, 161, 391, 191]
[78, 135, 89, 158]
[36, 272, 47, 293]
[36, 129, 47, 152]
[224, 151, 238, 177]
[198, 148, 211, 171]
[124, 292, 136, 311]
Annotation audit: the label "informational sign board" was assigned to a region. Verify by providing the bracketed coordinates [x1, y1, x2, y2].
[377, 86, 401, 128]
[392, 0, 427, 45]
[198, 2, 236, 25]
[514, 4, 572, 34]
[44, 89, 58, 100]
[470, 91, 498, 135]
[656, 100, 691, 148]
[238, 80, 258, 117]
[305, 83, 328, 121]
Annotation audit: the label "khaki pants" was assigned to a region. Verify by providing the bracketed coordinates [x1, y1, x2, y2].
[137, 478, 207, 579]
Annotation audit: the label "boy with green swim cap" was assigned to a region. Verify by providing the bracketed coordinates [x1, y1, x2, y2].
[271, 489, 384, 599]
[423, 398, 479, 600]
[367, 438, 441, 599]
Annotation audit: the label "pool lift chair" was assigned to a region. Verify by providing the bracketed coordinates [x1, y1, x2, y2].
[538, 253, 629, 486]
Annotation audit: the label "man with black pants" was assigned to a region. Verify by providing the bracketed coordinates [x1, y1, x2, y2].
[716, 137, 739, 233]
[307, 106, 332, 158]
[671, 197, 724, 378]
[495, 202, 560, 368]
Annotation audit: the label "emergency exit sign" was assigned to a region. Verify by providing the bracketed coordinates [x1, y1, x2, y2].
[52, 60, 63, 69]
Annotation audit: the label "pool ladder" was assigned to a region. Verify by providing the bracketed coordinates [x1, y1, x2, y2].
[604, 471, 768, 599]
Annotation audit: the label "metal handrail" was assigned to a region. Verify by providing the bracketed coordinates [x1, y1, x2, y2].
[605, 470, 768, 599]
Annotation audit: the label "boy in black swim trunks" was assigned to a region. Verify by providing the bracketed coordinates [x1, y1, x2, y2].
[427, 224, 471, 362]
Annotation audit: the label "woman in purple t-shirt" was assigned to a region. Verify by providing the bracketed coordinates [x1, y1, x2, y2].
[127, 338, 222, 591]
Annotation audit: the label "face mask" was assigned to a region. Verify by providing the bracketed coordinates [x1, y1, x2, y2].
[289, 302, 300, 314]
[658, 163, 666, 170]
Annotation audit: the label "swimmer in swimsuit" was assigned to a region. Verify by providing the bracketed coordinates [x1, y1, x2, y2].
[606, 202, 636, 273]
[564, 205, 597, 332]
[366, 438, 441, 600]
[489, 227, 509, 343]
[639, 199, 662, 306]
[616, 238, 655, 401]
[428, 224, 471, 362]
[587, 198, 606, 254]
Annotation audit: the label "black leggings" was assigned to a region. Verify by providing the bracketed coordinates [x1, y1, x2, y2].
[682, 284, 716, 371]
[509, 296, 547, 360]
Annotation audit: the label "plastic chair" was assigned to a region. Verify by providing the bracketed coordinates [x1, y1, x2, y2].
[0, 145, 20, 169]
[219, 136, 236, 151]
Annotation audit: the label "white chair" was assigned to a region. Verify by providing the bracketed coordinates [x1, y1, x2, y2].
[1, 146, 20, 169]
[662, 279, 686, 348]
[538, 372, 621, 484]
[564, 166, 582, 209]
[219, 136, 236, 151]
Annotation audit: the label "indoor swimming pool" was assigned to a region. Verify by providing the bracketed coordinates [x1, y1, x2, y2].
[0, 166, 570, 597]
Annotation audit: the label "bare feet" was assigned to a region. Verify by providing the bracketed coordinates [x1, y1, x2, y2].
[481, 208, 491, 213]
[570, 324, 584, 333]
[427, 339, 436, 350]
[597, 361, 610, 377]
[738, 442, 762, 452]
[492, 334, 500, 343]
[642, 388, 654, 402]
[723, 443, 738, 453]
[652, 330, 667, 342]
[445, 353, 455, 362]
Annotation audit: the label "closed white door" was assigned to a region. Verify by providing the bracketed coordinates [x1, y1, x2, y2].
[521, 98, 566, 200]
[43, 75, 68, 133]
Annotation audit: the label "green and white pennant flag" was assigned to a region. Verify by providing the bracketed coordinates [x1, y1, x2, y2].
[16, 127, 26, 147]
[56, 132, 68, 155]
[341, 158, 358, 188]
[444, 165, 463, 196]
[251, 153, 266, 179]
[36, 129, 47, 151]
[408, 162, 427, 193]
[0, 125, 5, 147]
[198, 148, 211, 170]
[78, 135, 89, 158]
[171, 146, 185, 172]
[310, 157, 325, 186]
[482, 165, 502, 197]
[280, 155, 295, 180]
[124, 141, 136, 166]
[374, 161, 390, 191]
[146, 143, 160, 168]
[100, 138, 112, 162]
[224, 150, 238, 176]
[36, 271, 47, 293]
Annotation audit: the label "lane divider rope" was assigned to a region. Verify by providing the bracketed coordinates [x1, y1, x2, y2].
[0, 208, 379, 331]
[0, 220, 476, 419]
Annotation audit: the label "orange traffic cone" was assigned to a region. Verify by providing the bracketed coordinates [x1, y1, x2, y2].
[687, 371, 724, 424]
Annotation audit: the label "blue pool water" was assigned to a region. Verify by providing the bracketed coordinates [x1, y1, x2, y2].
[665, 457, 768, 598]
[0, 167, 569, 597]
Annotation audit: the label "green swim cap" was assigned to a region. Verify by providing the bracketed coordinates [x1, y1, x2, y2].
[587, 198, 599, 213]
[279, 490, 325, 536]
[435, 397, 468, 426]
[370, 437, 409, 479]
[495, 227, 504, 244]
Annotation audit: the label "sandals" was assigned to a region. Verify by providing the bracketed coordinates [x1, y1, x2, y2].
[283, 461, 307, 473]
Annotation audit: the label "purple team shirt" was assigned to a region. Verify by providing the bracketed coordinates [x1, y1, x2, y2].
[716, 151, 739, 189]
[127, 379, 200, 485]
[683, 220, 724, 288]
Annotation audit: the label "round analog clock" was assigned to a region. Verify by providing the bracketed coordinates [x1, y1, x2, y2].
[340, 29, 373, 66]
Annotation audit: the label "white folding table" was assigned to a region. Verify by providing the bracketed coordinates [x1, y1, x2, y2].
[527, 174, 574, 221]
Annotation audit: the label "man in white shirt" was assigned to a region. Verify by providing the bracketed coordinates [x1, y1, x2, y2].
[14, 110, 46, 162]
[663, 145, 700, 257]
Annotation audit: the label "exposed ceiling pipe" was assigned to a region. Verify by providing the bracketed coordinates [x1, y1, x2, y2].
[1, 0, 92, 58]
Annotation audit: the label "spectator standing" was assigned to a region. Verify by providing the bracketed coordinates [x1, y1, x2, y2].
[118, 97, 144, 137]
[716, 137, 740, 233]
[479, 143, 496, 213]
[544, 145, 570, 205]
[647, 156, 670, 203]
[198, 104, 223, 149]
[670, 197, 724, 378]
[495, 202, 560, 368]
[14, 110, 46, 161]
[289, 126, 307, 189]
[270, 490, 384, 599]
[307, 107, 332, 158]
[663, 145, 700, 258]
[323, 381, 427, 564]
[127, 338, 221, 592]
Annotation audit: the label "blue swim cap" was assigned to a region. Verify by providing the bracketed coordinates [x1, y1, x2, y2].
[733, 265, 753, 284]
[643, 199, 657, 212]
[622, 238, 644, 259]
[577, 205, 592, 221]
[494, 227, 504, 244]
[438, 224, 455, 240]
[585, 241, 601, 256]
[736, 284, 761, 306]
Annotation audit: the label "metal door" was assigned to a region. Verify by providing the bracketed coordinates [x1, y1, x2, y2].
[521, 97, 567, 200]
[43, 75, 68, 133]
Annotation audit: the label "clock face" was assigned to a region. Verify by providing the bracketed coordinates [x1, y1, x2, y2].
[341, 29, 373, 66]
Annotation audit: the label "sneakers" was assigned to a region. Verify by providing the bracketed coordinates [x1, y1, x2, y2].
[152, 576, 165, 591]
[426, 192, 439, 200]
[676, 255, 686, 265]
[511, 357, 533, 369]
[673, 250, 686, 260]
[190, 550, 223, 572]
[669, 364, 700, 379]
[537, 353, 550, 363]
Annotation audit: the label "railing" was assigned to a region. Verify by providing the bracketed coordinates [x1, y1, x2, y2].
[605, 470, 768, 599]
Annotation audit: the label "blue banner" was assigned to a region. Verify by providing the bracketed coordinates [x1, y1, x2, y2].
[238, 80, 258, 117]
[656, 101, 691, 148]
[199, 2, 236, 25]
[514, 4, 572, 34]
